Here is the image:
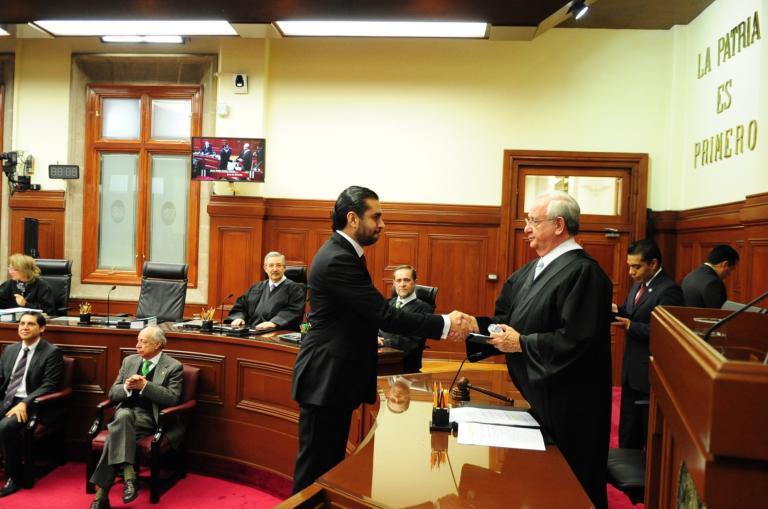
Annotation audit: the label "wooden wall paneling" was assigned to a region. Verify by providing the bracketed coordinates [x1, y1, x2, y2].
[8, 191, 66, 258]
[235, 358, 297, 421]
[166, 350, 226, 406]
[378, 230, 420, 296]
[426, 234, 489, 316]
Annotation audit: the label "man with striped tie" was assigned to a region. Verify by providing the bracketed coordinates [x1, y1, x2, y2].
[89, 326, 183, 509]
[0, 311, 64, 497]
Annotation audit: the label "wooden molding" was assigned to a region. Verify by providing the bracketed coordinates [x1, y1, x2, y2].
[8, 190, 66, 258]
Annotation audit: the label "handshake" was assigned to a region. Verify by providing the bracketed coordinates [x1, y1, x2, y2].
[446, 310, 479, 340]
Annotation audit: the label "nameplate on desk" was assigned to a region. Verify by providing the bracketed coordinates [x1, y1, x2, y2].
[0, 307, 43, 322]
[130, 316, 157, 329]
[278, 332, 303, 344]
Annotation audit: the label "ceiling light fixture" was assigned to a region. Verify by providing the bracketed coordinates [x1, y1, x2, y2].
[568, 1, 589, 21]
[101, 35, 185, 44]
[33, 20, 236, 36]
[275, 20, 488, 38]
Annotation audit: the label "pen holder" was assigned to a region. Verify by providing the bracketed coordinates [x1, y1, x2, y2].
[201, 320, 214, 332]
[430, 408, 454, 432]
[79, 313, 91, 325]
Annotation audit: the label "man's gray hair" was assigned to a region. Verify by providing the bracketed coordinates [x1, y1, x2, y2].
[540, 190, 581, 235]
[143, 326, 167, 348]
[264, 251, 286, 265]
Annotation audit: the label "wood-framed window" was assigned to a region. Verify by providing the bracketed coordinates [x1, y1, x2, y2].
[82, 84, 202, 286]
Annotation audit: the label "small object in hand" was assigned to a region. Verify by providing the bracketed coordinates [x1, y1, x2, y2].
[488, 323, 504, 334]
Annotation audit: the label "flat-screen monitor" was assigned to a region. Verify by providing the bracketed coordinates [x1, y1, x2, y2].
[191, 137, 265, 182]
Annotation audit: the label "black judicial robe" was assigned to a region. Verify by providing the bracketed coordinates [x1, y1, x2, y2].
[469, 249, 612, 509]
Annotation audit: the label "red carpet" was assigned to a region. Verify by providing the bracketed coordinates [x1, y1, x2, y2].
[7, 462, 282, 509]
[608, 386, 644, 509]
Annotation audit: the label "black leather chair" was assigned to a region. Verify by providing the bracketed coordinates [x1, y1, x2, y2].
[284, 265, 307, 285]
[22, 356, 76, 487]
[607, 399, 649, 504]
[391, 284, 438, 308]
[136, 262, 188, 323]
[36, 259, 73, 316]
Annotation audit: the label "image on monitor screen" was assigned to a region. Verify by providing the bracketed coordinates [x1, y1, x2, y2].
[191, 137, 265, 182]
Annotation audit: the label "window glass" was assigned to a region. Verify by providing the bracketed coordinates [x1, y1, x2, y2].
[149, 155, 189, 263]
[102, 98, 140, 139]
[98, 153, 138, 269]
[524, 175, 622, 216]
[151, 99, 192, 140]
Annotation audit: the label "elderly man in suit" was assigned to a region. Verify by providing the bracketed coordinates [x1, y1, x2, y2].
[89, 326, 183, 509]
[682, 244, 739, 309]
[378, 265, 436, 373]
[615, 239, 684, 449]
[0, 311, 63, 497]
[291, 185, 476, 493]
[228, 251, 306, 331]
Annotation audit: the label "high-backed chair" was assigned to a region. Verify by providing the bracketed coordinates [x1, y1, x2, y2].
[391, 284, 439, 308]
[284, 265, 307, 286]
[22, 356, 76, 487]
[86, 364, 200, 504]
[136, 262, 188, 323]
[35, 259, 73, 316]
[606, 399, 649, 505]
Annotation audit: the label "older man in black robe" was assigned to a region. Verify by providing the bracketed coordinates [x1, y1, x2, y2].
[467, 190, 613, 509]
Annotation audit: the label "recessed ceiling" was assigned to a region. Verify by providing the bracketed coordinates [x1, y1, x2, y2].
[0, 0, 716, 31]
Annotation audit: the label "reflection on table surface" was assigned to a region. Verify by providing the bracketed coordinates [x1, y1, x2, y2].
[316, 371, 593, 509]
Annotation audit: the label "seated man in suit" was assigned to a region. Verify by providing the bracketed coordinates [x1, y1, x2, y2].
[681, 244, 739, 309]
[228, 251, 306, 331]
[0, 311, 64, 497]
[614, 239, 684, 449]
[378, 265, 435, 372]
[89, 326, 183, 509]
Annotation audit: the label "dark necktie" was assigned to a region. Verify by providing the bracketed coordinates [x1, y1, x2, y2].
[633, 284, 646, 305]
[360, 255, 367, 269]
[3, 348, 29, 409]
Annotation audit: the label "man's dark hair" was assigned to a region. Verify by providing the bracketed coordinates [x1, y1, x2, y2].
[393, 264, 417, 280]
[331, 186, 379, 230]
[706, 244, 739, 265]
[628, 239, 662, 265]
[21, 311, 46, 327]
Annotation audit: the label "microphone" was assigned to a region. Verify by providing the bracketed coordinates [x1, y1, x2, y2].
[218, 293, 234, 333]
[448, 352, 485, 393]
[106, 285, 117, 327]
[703, 288, 768, 343]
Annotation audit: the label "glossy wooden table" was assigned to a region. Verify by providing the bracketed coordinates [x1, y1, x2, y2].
[0, 319, 403, 489]
[279, 370, 594, 508]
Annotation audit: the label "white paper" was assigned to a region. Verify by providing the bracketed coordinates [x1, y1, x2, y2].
[449, 406, 540, 428]
[0, 307, 43, 314]
[457, 422, 546, 451]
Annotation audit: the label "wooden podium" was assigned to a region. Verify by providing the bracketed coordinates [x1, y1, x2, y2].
[648, 306, 768, 508]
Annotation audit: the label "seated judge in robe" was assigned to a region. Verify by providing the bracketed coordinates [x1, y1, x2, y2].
[378, 265, 435, 373]
[89, 326, 183, 508]
[228, 251, 306, 331]
[465, 191, 613, 509]
[681, 244, 739, 309]
[0, 254, 56, 315]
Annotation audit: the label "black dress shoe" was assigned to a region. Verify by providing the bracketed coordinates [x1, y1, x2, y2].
[89, 499, 111, 509]
[123, 478, 139, 503]
[0, 478, 19, 497]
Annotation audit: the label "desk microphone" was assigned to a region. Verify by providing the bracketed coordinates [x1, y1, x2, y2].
[448, 352, 485, 393]
[704, 288, 768, 343]
[106, 285, 117, 327]
[218, 293, 234, 333]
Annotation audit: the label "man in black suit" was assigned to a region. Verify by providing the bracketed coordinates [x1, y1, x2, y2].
[291, 186, 476, 493]
[0, 311, 64, 497]
[89, 326, 183, 509]
[218, 142, 232, 170]
[681, 244, 739, 309]
[238, 143, 253, 173]
[228, 251, 306, 331]
[378, 265, 435, 373]
[615, 239, 684, 449]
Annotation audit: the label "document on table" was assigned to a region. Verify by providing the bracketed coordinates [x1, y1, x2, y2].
[449, 406, 540, 428]
[457, 422, 546, 451]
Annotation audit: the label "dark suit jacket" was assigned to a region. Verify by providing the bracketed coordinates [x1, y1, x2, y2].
[108, 352, 184, 448]
[0, 338, 64, 407]
[379, 296, 435, 353]
[292, 232, 445, 409]
[239, 149, 253, 171]
[681, 264, 727, 309]
[618, 270, 684, 392]
[228, 279, 306, 330]
[0, 277, 56, 316]
[219, 146, 232, 169]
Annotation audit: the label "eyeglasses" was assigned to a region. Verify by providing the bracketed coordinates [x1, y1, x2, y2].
[524, 216, 557, 227]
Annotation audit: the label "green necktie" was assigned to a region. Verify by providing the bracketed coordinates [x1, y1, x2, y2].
[141, 360, 152, 376]
[396, 301, 403, 309]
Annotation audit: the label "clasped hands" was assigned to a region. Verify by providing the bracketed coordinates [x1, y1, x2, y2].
[447, 310, 479, 340]
[125, 374, 148, 392]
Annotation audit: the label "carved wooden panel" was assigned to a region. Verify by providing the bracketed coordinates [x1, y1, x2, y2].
[165, 350, 226, 406]
[56, 345, 109, 394]
[577, 232, 629, 306]
[426, 234, 488, 316]
[271, 228, 311, 266]
[745, 240, 768, 300]
[8, 191, 66, 258]
[235, 359, 298, 422]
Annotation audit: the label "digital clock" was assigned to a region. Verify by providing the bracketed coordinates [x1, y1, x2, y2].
[48, 164, 80, 179]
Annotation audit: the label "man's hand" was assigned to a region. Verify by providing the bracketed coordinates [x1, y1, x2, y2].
[13, 293, 26, 307]
[377, 336, 385, 347]
[488, 324, 522, 353]
[615, 316, 631, 330]
[231, 318, 245, 327]
[611, 303, 618, 313]
[5, 401, 28, 423]
[447, 310, 478, 340]
[125, 374, 148, 391]
[255, 321, 277, 330]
